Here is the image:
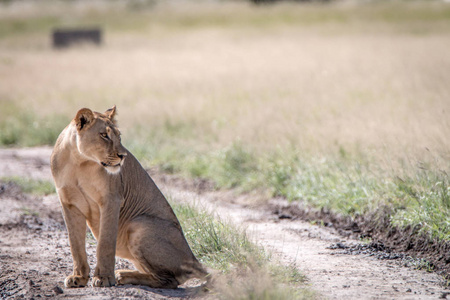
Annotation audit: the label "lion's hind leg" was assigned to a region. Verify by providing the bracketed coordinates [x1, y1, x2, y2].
[122, 216, 206, 289]
[115, 269, 178, 289]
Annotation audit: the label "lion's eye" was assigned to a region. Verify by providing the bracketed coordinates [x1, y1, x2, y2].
[100, 133, 109, 140]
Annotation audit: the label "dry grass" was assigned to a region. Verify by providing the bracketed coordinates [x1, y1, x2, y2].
[1, 1, 449, 164]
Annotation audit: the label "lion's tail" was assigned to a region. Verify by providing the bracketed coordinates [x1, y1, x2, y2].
[178, 261, 207, 279]
[196, 264, 217, 292]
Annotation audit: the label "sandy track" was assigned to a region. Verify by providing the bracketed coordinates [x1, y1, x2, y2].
[0, 147, 447, 299]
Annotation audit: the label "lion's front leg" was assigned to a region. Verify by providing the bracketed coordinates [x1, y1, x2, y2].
[92, 194, 121, 287]
[60, 201, 90, 288]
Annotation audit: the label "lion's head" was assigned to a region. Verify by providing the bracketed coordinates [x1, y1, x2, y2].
[74, 106, 127, 174]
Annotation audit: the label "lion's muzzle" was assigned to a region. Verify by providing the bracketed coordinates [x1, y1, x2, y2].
[101, 152, 127, 174]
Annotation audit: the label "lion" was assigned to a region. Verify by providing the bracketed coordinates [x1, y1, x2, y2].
[50, 106, 208, 288]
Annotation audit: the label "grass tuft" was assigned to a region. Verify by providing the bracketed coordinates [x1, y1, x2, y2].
[391, 169, 450, 241]
[172, 201, 266, 271]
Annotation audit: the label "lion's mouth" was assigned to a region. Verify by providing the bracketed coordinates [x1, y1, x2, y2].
[101, 161, 122, 174]
[101, 161, 122, 169]
[101, 162, 121, 167]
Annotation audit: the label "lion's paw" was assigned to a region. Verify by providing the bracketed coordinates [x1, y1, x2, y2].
[115, 270, 124, 285]
[115, 269, 138, 285]
[92, 275, 116, 287]
[65, 275, 89, 288]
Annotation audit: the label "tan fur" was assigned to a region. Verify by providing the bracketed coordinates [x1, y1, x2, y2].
[51, 106, 207, 288]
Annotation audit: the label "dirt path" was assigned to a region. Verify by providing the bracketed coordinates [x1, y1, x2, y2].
[0, 147, 448, 299]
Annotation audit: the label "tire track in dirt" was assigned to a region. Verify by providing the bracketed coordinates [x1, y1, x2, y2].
[1, 147, 448, 299]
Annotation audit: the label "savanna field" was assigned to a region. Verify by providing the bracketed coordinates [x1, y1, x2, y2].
[1, 0, 450, 294]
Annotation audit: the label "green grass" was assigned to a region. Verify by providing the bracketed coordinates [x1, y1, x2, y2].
[172, 201, 266, 271]
[2, 176, 55, 196]
[391, 169, 450, 241]
[0, 103, 67, 147]
[171, 201, 313, 299]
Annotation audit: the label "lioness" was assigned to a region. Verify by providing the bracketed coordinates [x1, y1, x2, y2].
[50, 106, 208, 288]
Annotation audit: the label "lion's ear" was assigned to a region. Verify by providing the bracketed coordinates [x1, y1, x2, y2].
[104, 105, 117, 123]
[75, 108, 95, 132]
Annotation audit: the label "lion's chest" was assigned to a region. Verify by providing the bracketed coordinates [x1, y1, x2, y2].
[71, 164, 120, 235]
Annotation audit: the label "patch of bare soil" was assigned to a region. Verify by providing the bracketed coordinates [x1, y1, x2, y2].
[0, 147, 449, 299]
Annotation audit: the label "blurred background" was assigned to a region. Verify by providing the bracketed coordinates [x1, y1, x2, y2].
[1, 0, 449, 241]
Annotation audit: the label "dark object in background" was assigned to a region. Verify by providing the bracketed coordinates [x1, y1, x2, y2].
[52, 28, 102, 48]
